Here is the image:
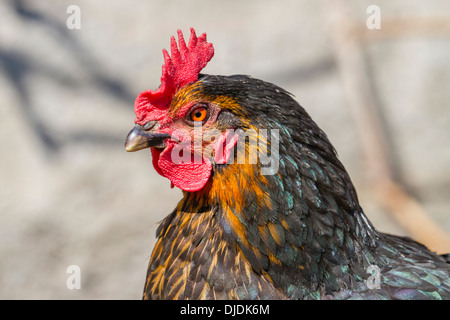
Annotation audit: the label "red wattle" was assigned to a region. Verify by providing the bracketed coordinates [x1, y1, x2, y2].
[214, 130, 239, 164]
[151, 148, 164, 176]
[152, 144, 212, 192]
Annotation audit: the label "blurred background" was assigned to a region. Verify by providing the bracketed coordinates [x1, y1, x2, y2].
[0, 0, 449, 299]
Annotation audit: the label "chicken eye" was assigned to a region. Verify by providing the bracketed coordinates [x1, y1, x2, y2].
[189, 106, 208, 123]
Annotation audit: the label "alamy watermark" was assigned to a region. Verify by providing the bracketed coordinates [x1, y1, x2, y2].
[366, 5, 381, 30]
[365, 264, 381, 289]
[66, 5, 81, 30]
[66, 265, 81, 290]
[168, 123, 280, 175]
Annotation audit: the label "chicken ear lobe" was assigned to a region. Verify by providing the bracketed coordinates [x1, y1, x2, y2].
[214, 130, 239, 165]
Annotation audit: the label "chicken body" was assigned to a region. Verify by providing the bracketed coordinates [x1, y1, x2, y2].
[126, 31, 450, 300]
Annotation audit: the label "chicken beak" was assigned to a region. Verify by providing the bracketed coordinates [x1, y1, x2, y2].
[125, 125, 171, 152]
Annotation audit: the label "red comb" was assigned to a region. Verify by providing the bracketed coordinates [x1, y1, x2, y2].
[134, 28, 215, 125]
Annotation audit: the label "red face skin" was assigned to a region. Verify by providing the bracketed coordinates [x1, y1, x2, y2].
[144, 101, 238, 192]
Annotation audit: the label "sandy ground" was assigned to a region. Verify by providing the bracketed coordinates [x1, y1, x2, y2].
[0, 0, 449, 299]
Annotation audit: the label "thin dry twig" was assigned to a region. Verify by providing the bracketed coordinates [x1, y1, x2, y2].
[358, 16, 450, 41]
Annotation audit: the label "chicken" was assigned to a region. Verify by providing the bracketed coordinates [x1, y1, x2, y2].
[125, 28, 450, 300]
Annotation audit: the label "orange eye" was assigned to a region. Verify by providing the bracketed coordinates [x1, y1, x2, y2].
[189, 107, 208, 122]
